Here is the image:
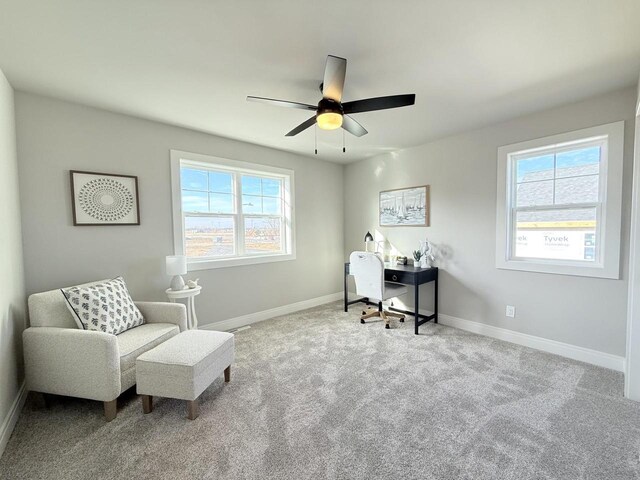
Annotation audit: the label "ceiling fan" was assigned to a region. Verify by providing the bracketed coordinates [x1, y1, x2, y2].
[247, 55, 416, 139]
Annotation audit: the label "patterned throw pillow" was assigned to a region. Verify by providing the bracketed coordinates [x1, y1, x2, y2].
[61, 277, 145, 335]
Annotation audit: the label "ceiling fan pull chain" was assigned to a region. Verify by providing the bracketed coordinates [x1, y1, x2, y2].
[314, 124, 318, 155]
[343, 128, 346, 153]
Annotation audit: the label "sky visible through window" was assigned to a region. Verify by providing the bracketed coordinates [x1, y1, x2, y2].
[180, 168, 283, 216]
[516, 146, 600, 182]
[181, 168, 234, 214]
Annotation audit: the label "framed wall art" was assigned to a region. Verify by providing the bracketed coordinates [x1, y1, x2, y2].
[379, 185, 429, 227]
[70, 170, 140, 226]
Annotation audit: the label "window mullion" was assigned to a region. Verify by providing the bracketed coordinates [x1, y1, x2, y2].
[552, 152, 557, 205]
[515, 202, 599, 213]
[235, 173, 244, 256]
[206, 170, 211, 212]
[183, 212, 235, 218]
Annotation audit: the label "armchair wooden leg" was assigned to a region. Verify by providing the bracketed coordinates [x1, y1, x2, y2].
[104, 399, 117, 422]
[39, 392, 52, 409]
[187, 399, 199, 420]
[224, 366, 231, 383]
[142, 395, 153, 414]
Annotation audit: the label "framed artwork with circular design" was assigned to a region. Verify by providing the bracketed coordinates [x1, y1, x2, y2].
[70, 170, 140, 226]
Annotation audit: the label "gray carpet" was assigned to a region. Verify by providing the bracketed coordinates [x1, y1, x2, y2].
[2, 301, 640, 480]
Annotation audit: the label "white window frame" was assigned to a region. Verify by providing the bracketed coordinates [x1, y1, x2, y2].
[495, 121, 624, 279]
[171, 150, 296, 270]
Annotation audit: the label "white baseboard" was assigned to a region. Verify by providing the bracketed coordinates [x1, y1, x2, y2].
[200, 292, 343, 332]
[435, 312, 625, 372]
[0, 381, 27, 459]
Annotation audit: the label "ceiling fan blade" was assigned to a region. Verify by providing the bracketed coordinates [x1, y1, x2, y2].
[342, 115, 368, 137]
[343, 94, 416, 114]
[285, 116, 317, 137]
[247, 96, 316, 111]
[322, 55, 347, 102]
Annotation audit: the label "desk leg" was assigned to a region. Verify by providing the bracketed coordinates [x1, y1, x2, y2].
[414, 283, 420, 335]
[344, 267, 348, 312]
[434, 270, 438, 324]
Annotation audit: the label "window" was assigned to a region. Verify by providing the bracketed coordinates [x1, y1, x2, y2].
[171, 150, 295, 270]
[496, 122, 624, 278]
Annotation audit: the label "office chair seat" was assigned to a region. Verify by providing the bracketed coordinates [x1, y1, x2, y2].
[349, 251, 409, 329]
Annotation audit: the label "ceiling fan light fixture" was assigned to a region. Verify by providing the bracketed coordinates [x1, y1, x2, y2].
[316, 98, 344, 130]
[317, 112, 343, 130]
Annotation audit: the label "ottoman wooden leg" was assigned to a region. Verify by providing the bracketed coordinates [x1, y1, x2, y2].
[104, 399, 117, 422]
[142, 395, 153, 414]
[187, 399, 199, 420]
[224, 365, 231, 382]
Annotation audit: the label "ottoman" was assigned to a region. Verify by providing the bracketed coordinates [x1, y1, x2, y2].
[136, 330, 235, 420]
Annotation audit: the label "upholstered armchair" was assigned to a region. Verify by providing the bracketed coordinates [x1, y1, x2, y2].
[23, 283, 187, 421]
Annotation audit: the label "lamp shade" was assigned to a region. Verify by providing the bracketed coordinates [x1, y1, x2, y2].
[166, 255, 187, 276]
[364, 231, 375, 253]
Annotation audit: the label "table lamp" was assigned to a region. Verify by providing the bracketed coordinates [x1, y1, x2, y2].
[166, 255, 187, 291]
[364, 231, 374, 252]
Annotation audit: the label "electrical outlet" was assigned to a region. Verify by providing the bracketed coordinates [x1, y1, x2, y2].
[506, 305, 516, 318]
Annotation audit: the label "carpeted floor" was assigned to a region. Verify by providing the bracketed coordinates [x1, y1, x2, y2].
[2, 301, 640, 479]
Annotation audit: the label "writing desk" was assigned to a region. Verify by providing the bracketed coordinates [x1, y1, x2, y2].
[344, 263, 438, 335]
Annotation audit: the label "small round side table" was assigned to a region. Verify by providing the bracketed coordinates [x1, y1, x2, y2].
[165, 286, 202, 330]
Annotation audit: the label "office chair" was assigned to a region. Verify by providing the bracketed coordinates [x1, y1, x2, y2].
[349, 251, 407, 329]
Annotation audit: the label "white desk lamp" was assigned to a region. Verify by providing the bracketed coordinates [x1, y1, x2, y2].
[166, 255, 187, 291]
[364, 231, 375, 252]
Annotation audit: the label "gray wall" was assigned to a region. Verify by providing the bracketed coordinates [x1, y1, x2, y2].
[344, 87, 637, 357]
[15, 92, 344, 325]
[0, 69, 26, 448]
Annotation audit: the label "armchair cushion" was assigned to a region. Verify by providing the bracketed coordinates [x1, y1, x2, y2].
[117, 323, 179, 373]
[61, 277, 144, 335]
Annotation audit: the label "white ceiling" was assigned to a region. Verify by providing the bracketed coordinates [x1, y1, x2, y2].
[1, 0, 639, 163]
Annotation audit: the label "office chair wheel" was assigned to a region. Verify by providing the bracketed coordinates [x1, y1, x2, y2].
[360, 318, 365, 324]
[400, 317, 405, 323]
[385, 324, 390, 329]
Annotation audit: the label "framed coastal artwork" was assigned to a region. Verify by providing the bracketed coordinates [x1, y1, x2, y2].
[70, 170, 140, 226]
[379, 185, 429, 227]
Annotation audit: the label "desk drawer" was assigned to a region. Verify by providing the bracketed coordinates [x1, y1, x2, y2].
[385, 271, 413, 284]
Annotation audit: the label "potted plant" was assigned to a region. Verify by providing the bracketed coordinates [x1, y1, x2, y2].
[412, 250, 423, 267]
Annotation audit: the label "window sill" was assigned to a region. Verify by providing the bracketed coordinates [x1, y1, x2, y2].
[496, 258, 619, 279]
[187, 253, 296, 271]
